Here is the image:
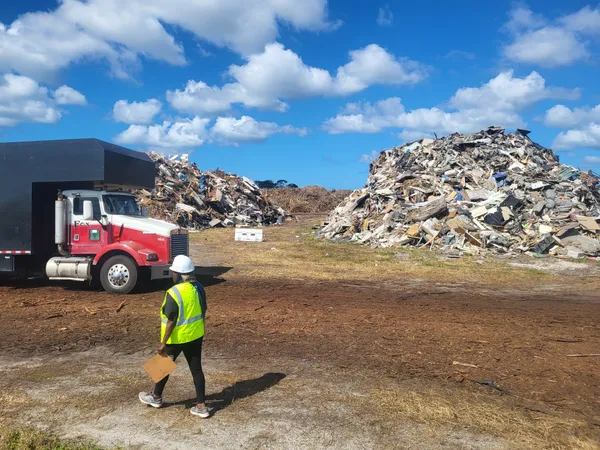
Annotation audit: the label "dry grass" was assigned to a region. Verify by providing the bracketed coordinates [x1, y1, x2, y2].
[262, 187, 351, 214]
[192, 218, 600, 289]
[369, 386, 600, 450]
[0, 392, 30, 409]
[0, 426, 108, 450]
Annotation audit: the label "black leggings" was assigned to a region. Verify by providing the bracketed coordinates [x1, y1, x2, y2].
[153, 337, 205, 404]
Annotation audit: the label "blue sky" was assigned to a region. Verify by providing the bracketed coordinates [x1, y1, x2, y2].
[1, 1, 599, 189]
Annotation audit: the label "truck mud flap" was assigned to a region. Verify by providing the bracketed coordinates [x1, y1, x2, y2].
[0, 255, 14, 272]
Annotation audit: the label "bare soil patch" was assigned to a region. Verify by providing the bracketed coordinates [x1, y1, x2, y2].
[1, 217, 599, 448]
[1, 277, 598, 421]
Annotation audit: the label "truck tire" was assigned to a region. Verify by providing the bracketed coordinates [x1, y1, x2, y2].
[100, 255, 138, 294]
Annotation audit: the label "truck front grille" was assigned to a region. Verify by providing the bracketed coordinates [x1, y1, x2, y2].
[170, 233, 189, 260]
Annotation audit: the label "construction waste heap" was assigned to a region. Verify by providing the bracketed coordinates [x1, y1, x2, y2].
[320, 127, 600, 258]
[137, 153, 286, 229]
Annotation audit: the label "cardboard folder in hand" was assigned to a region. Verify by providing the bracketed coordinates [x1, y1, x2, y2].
[143, 354, 177, 383]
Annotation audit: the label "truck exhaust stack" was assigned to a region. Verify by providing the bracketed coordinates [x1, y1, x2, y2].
[55, 191, 68, 256]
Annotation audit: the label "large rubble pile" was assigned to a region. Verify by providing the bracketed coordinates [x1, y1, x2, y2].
[262, 186, 353, 214]
[137, 153, 285, 229]
[320, 127, 600, 257]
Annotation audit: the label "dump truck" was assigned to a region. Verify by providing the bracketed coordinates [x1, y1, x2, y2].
[0, 139, 189, 294]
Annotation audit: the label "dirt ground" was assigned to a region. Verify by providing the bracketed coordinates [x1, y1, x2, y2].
[1, 217, 599, 449]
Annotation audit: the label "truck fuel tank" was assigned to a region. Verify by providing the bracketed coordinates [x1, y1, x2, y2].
[46, 257, 91, 281]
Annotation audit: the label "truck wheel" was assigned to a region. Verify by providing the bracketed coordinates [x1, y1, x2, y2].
[100, 255, 138, 294]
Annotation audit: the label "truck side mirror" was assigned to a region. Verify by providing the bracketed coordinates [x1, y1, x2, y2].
[83, 200, 94, 221]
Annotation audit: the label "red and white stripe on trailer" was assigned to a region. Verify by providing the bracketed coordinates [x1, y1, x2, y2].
[0, 250, 31, 255]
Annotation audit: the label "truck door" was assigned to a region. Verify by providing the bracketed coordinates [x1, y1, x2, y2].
[70, 196, 105, 254]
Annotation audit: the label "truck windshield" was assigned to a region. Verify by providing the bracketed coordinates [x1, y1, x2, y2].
[103, 195, 141, 216]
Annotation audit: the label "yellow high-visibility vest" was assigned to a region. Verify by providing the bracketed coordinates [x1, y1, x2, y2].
[160, 282, 205, 344]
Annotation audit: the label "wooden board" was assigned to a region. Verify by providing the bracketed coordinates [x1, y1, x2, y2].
[406, 223, 421, 237]
[143, 354, 177, 383]
[407, 198, 447, 223]
[577, 216, 600, 232]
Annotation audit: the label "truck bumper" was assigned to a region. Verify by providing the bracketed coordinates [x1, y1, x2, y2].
[150, 265, 171, 280]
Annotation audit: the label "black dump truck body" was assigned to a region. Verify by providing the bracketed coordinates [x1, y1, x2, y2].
[0, 139, 155, 272]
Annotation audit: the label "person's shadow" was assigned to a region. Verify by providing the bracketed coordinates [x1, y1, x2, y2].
[164, 372, 286, 413]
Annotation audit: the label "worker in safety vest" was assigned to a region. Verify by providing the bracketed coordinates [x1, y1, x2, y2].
[139, 255, 210, 418]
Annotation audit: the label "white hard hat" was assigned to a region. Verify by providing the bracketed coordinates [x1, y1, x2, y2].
[169, 255, 195, 274]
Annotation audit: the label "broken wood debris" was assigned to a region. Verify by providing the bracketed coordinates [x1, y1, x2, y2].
[45, 314, 63, 320]
[137, 153, 286, 230]
[319, 127, 600, 258]
[452, 361, 478, 368]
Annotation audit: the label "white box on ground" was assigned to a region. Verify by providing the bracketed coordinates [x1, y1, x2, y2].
[235, 228, 264, 242]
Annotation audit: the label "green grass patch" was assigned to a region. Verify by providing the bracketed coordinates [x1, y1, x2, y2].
[0, 427, 108, 450]
[190, 218, 600, 289]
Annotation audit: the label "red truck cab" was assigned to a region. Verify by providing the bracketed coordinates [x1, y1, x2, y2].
[51, 189, 188, 293]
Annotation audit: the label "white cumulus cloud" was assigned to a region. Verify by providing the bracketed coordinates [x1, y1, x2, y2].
[0, 73, 84, 126]
[229, 43, 335, 101]
[323, 71, 578, 136]
[450, 70, 579, 110]
[211, 115, 307, 145]
[504, 6, 546, 33]
[544, 104, 600, 129]
[113, 99, 162, 125]
[560, 5, 600, 35]
[53, 85, 87, 105]
[544, 103, 600, 150]
[584, 155, 600, 165]
[504, 27, 588, 68]
[167, 43, 428, 115]
[0, 0, 336, 80]
[553, 123, 600, 150]
[0, 11, 141, 81]
[503, 5, 600, 67]
[114, 115, 306, 148]
[166, 81, 252, 116]
[334, 44, 427, 91]
[114, 117, 210, 148]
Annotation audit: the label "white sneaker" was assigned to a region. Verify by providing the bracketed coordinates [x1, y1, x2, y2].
[139, 392, 163, 408]
[190, 406, 210, 418]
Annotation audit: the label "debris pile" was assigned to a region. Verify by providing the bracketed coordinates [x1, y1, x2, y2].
[262, 186, 353, 214]
[137, 153, 286, 229]
[319, 127, 600, 257]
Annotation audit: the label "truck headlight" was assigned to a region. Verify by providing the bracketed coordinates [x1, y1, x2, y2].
[146, 253, 158, 261]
